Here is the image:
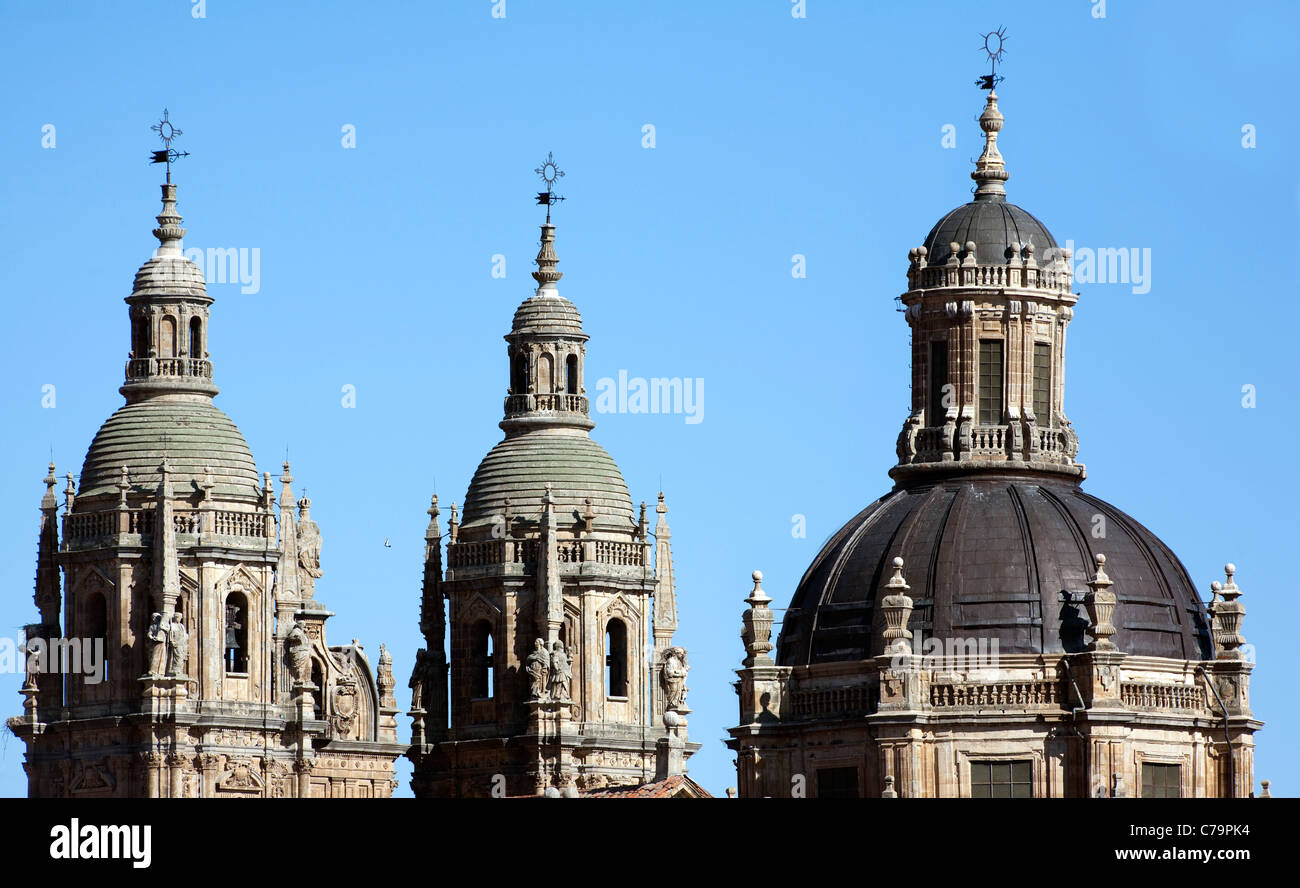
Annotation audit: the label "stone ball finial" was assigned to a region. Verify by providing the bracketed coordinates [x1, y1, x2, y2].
[1225, 563, 1236, 578]
[1095, 553, 1106, 567]
[964, 240, 977, 255]
[543, 786, 561, 798]
[1211, 581, 1223, 592]
[562, 785, 579, 798]
[892, 556, 904, 569]
[664, 710, 681, 728]
[752, 570, 763, 584]
[950, 241, 961, 254]
[1024, 241, 1035, 256]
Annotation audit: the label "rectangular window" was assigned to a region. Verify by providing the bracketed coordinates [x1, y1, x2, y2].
[816, 767, 860, 799]
[1032, 342, 1051, 421]
[928, 340, 949, 425]
[978, 339, 1004, 425]
[970, 760, 1032, 798]
[1141, 763, 1181, 798]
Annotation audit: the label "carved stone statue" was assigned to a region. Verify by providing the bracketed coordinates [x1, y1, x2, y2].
[526, 638, 550, 700]
[166, 613, 188, 676]
[285, 621, 312, 685]
[661, 646, 689, 710]
[408, 647, 430, 710]
[547, 640, 572, 702]
[145, 612, 168, 676]
[296, 499, 323, 599]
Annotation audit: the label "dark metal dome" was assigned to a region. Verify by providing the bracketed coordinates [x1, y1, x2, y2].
[921, 198, 1057, 267]
[777, 475, 1212, 665]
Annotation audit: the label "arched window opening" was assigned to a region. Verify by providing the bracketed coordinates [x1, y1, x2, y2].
[224, 591, 248, 673]
[566, 354, 579, 395]
[84, 591, 108, 684]
[132, 318, 150, 358]
[160, 316, 178, 357]
[605, 619, 628, 698]
[538, 353, 554, 393]
[512, 353, 529, 394]
[471, 621, 494, 699]
[189, 316, 203, 359]
[310, 660, 324, 718]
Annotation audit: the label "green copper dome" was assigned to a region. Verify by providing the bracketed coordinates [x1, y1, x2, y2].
[461, 428, 635, 535]
[78, 397, 260, 503]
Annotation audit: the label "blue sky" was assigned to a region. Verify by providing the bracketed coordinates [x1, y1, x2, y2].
[1, 0, 1296, 798]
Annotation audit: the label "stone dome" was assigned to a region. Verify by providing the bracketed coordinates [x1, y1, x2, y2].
[461, 428, 635, 534]
[77, 397, 261, 503]
[510, 294, 586, 338]
[777, 474, 1212, 666]
[921, 198, 1058, 267]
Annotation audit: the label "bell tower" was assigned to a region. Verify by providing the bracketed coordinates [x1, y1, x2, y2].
[407, 159, 702, 797]
[7, 115, 404, 797]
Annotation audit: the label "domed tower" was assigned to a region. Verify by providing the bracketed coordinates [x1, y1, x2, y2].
[727, 67, 1261, 799]
[8, 121, 404, 797]
[407, 162, 704, 797]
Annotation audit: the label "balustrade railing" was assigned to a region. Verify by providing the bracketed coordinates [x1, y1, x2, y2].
[125, 357, 213, 380]
[448, 536, 645, 569]
[63, 506, 267, 544]
[503, 393, 589, 416]
[911, 263, 1072, 294]
[1120, 682, 1205, 712]
[929, 679, 1063, 708]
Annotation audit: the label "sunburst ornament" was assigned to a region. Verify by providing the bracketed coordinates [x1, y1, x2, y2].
[148, 109, 189, 183]
[976, 27, 1008, 90]
[151, 108, 182, 147]
[533, 152, 566, 222]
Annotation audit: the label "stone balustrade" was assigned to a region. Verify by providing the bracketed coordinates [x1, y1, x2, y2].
[789, 685, 876, 718]
[125, 357, 213, 381]
[1120, 682, 1206, 712]
[448, 536, 646, 569]
[63, 506, 269, 545]
[908, 262, 1072, 295]
[503, 393, 589, 417]
[929, 679, 1063, 709]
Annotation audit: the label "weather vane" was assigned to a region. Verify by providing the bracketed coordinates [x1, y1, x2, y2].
[149, 108, 190, 183]
[976, 27, 1007, 90]
[534, 151, 565, 222]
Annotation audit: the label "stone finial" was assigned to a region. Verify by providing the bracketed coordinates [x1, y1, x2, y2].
[1084, 553, 1118, 651]
[879, 556, 914, 655]
[42, 463, 59, 511]
[117, 466, 131, 509]
[152, 183, 187, 257]
[882, 775, 898, 798]
[532, 222, 563, 294]
[1212, 562, 1247, 660]
[426, 494, 441, 541]
[972, 90, 1009, 198]
[584, 497, 596, 534]
[199, 465, 215, 503]
[448, 502, 459, 544]
[64, 472, 77, 512]
[1260, 780, 1271, 798]
[542, 482, 554, 506]
[741, 570, 775, 667]
[376, 644, 396, 709]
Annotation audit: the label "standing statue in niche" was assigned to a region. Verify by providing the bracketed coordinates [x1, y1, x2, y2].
[547, 640, 572, 702]
[145, 612, 168, 676]
[526, 638, 550, 700]
[409, 647, 432, 711]
[285, 621, 312, 685]
[661, 646, 690, 711]
[166, 613, 189, 677]
[296, 498, 323, 600]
